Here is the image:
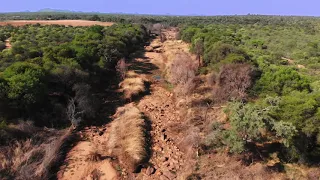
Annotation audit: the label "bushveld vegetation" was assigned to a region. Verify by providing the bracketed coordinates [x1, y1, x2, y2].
[0, 23, 148, 127]
[1, 13, 320, 178]
[0, 22, 148, 179]
[180, 19, 320, 164]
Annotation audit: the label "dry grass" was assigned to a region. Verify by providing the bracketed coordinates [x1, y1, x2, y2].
[108, 103, 148, 172]
[0, 125, 75, 180]
[119, 77, 145, 101]
[126, 70, 139, 78]
[0, 20, 114, 27]
[35, 128, 75, 179]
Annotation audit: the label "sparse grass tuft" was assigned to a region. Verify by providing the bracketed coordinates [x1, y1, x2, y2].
[87, 150, 102, 162]
[108, 103, 149, 172]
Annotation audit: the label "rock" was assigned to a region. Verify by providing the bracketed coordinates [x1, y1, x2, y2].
[155, 171, 163, 176]
[145, 46, 154, 52]
[98, 131, 104, 136]
[146, 166, 156, 176]
[160, 175, 169, 180]
[151, 44, 161, 49]
[163, 171, 177, 180]
[161, 156, 169, 162]
[155, 48, 163, 53]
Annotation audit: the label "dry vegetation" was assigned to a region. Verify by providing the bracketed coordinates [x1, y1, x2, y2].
[0, 20, 114, 27]
[119, 71, 146, 101]
[108, 103, 149, 172]
[0, 121, 76, 179]
[213, 63, 256, 102]
[167, 52, 198, 98]
[159, 31, 284, 179]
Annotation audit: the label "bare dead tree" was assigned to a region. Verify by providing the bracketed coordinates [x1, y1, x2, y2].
[152, 23, 163, 35]
[67, 98, 83, 128]
[160, 33, 167, 43]
[116, 58, 127, 80]
[213, 64, 256, 102]
[169, 53, 198, 85]
[67, 83, 96, 128]
[169, 53, 199, 97]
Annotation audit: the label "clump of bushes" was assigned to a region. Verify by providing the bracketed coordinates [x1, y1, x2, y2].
[254, 67, 311, 96]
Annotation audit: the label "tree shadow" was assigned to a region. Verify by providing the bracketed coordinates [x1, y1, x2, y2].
[129, 60, 159, 75]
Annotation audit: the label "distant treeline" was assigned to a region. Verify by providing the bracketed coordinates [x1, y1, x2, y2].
[1, 12, 320, 27]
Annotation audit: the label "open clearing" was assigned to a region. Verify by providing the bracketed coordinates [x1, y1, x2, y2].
[0, 20, 114, 27]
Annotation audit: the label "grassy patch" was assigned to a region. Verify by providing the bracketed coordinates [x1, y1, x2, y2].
[108, 104, 149, 172]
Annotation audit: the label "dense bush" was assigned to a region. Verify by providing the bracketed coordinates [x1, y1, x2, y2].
[181, 19, 320, 163]
[0, 23, 148, 127]
[223, 97, 297, 154]
[254, 67, 311, 96]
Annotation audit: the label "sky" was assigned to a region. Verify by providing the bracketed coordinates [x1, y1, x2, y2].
[1, 0, 320, 16]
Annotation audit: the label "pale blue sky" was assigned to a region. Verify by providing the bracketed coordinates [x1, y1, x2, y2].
[1, 0, 319, 16]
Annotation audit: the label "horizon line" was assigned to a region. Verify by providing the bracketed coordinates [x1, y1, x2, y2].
[0, 11, 320, 18]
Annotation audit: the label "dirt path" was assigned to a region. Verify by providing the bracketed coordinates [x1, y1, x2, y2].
[57, 125, 117, 180]
[133, 51, 186, 179]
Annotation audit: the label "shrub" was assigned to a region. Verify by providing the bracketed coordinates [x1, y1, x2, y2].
[207, 72, 217, 86]
[213, 63, 256, 102]
[272, 91, 320, 161]
[167, 53, 198, 97]
[254, 67, 311, 96]
[2, 62, 47, 105]
[0, 41, 6, 51]
[224, 97, 297, 154]
[116, 58, 127, 80]
[204, 42, 250, 66]
[168, 53, 197, 85]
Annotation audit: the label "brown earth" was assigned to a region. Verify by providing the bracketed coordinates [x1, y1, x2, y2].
[0, 20, 114, 27]
[57, 125, 117, 180]
[57, 28, 319, 180]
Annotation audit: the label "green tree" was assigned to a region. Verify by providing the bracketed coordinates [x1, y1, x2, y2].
[254, 67, 311, 96]
[2, 62, 47, 105]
